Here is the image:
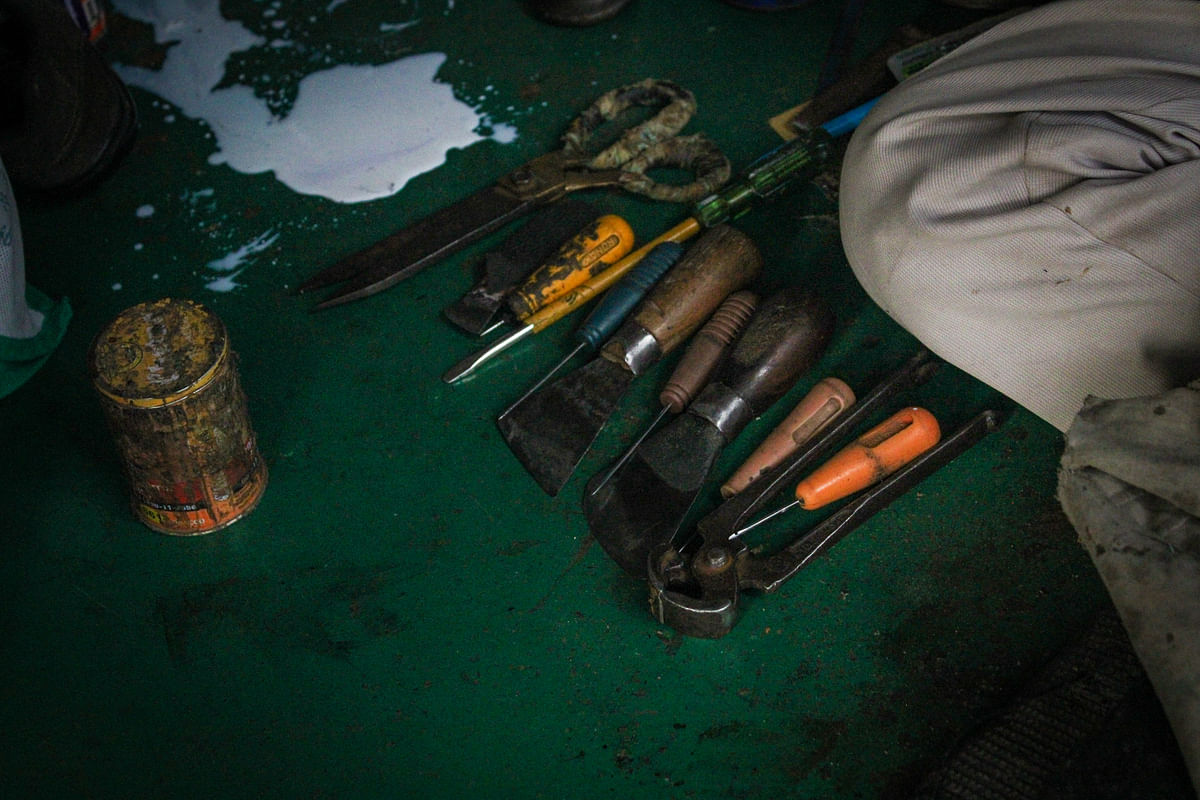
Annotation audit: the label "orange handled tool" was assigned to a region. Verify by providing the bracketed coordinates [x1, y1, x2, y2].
[794, 406, 940, 509]
[721, 376, 856, 498]
[507, 214, 635, 319]
[736, 406, 941, 535]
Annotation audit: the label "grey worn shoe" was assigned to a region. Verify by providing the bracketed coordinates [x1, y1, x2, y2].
[525, 0, 634, 26]
[0, 0, 136, 196]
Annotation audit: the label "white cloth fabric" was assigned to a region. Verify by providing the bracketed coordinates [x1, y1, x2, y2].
[839, 0, 1200, 432]
[0, 156, 72, 398]
[0, 157, 42, 339]
[840, 1, 1200, 788]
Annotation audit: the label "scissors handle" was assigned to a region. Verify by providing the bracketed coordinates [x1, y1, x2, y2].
[560, 79, 732, 203]
[562, 78, 697, 166]
[615, 133, 731, 203]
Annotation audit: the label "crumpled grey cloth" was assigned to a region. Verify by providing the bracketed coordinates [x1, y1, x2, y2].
[1059, 381, 1200, 792]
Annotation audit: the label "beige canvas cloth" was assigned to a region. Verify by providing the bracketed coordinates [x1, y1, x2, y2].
[840, 0, 1200, 433]
[1059, 382, 1200, 788]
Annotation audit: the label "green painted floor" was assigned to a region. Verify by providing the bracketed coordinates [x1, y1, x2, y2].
[1, 0, 1191, 797]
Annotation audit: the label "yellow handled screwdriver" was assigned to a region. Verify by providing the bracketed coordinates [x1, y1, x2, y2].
[506, 214, 635, 320]
[442, 218, 701, 383]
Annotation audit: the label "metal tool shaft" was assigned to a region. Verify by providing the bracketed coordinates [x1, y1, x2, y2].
[498, 241, 684, 415]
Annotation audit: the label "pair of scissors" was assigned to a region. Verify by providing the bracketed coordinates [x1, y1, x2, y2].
[297, 78, 732, 310]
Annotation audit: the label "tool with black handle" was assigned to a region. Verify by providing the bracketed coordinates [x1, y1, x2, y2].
[496, 224, 762, 496]
[583, 287, 835, 577]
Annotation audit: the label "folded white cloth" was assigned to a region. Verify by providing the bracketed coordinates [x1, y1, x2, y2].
[0, 156, 71, 397]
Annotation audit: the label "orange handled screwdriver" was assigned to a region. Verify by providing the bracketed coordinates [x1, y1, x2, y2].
[507, 214, 635, 319]
[721, 376, 856, 498]
[736, 406, 941, 536]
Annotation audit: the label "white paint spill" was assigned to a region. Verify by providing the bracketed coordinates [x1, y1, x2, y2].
[111, 0, 517, 204]
[204, 229, 279, 292]
[181, 187, 215, 205]
[135, 204, 155, 218]
[112, 283, 123, 291]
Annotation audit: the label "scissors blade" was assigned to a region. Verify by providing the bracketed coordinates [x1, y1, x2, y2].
[299, 185, 538, 310]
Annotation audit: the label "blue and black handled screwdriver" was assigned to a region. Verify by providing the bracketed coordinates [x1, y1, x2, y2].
[497, 241, 685, 415]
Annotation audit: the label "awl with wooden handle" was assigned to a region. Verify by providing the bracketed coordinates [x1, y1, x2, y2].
[588, 290, 759, 497]
[496, 224, 762, 496]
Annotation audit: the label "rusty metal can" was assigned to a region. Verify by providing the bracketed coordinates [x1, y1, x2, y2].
[88, 298, 267, 535]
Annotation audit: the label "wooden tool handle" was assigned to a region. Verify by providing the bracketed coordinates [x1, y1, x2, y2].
[686, 287, 834, 442]
[720, 376, 855, 498]
[628, 225, 762, 354]
[659, 290, 758, 413]
[507, 215, 634, 319]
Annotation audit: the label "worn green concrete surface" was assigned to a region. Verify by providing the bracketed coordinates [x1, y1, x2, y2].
[0, 0, 1190, 797]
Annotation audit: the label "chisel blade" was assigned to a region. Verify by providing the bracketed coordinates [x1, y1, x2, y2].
[497, 356, 635, 497]
[443, 277, 511, 336]
[495, 225, 767, 496]
[584, 413, 726, 576]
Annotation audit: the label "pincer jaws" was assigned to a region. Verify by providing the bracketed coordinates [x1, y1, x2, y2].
[649, 533, 745, 641]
